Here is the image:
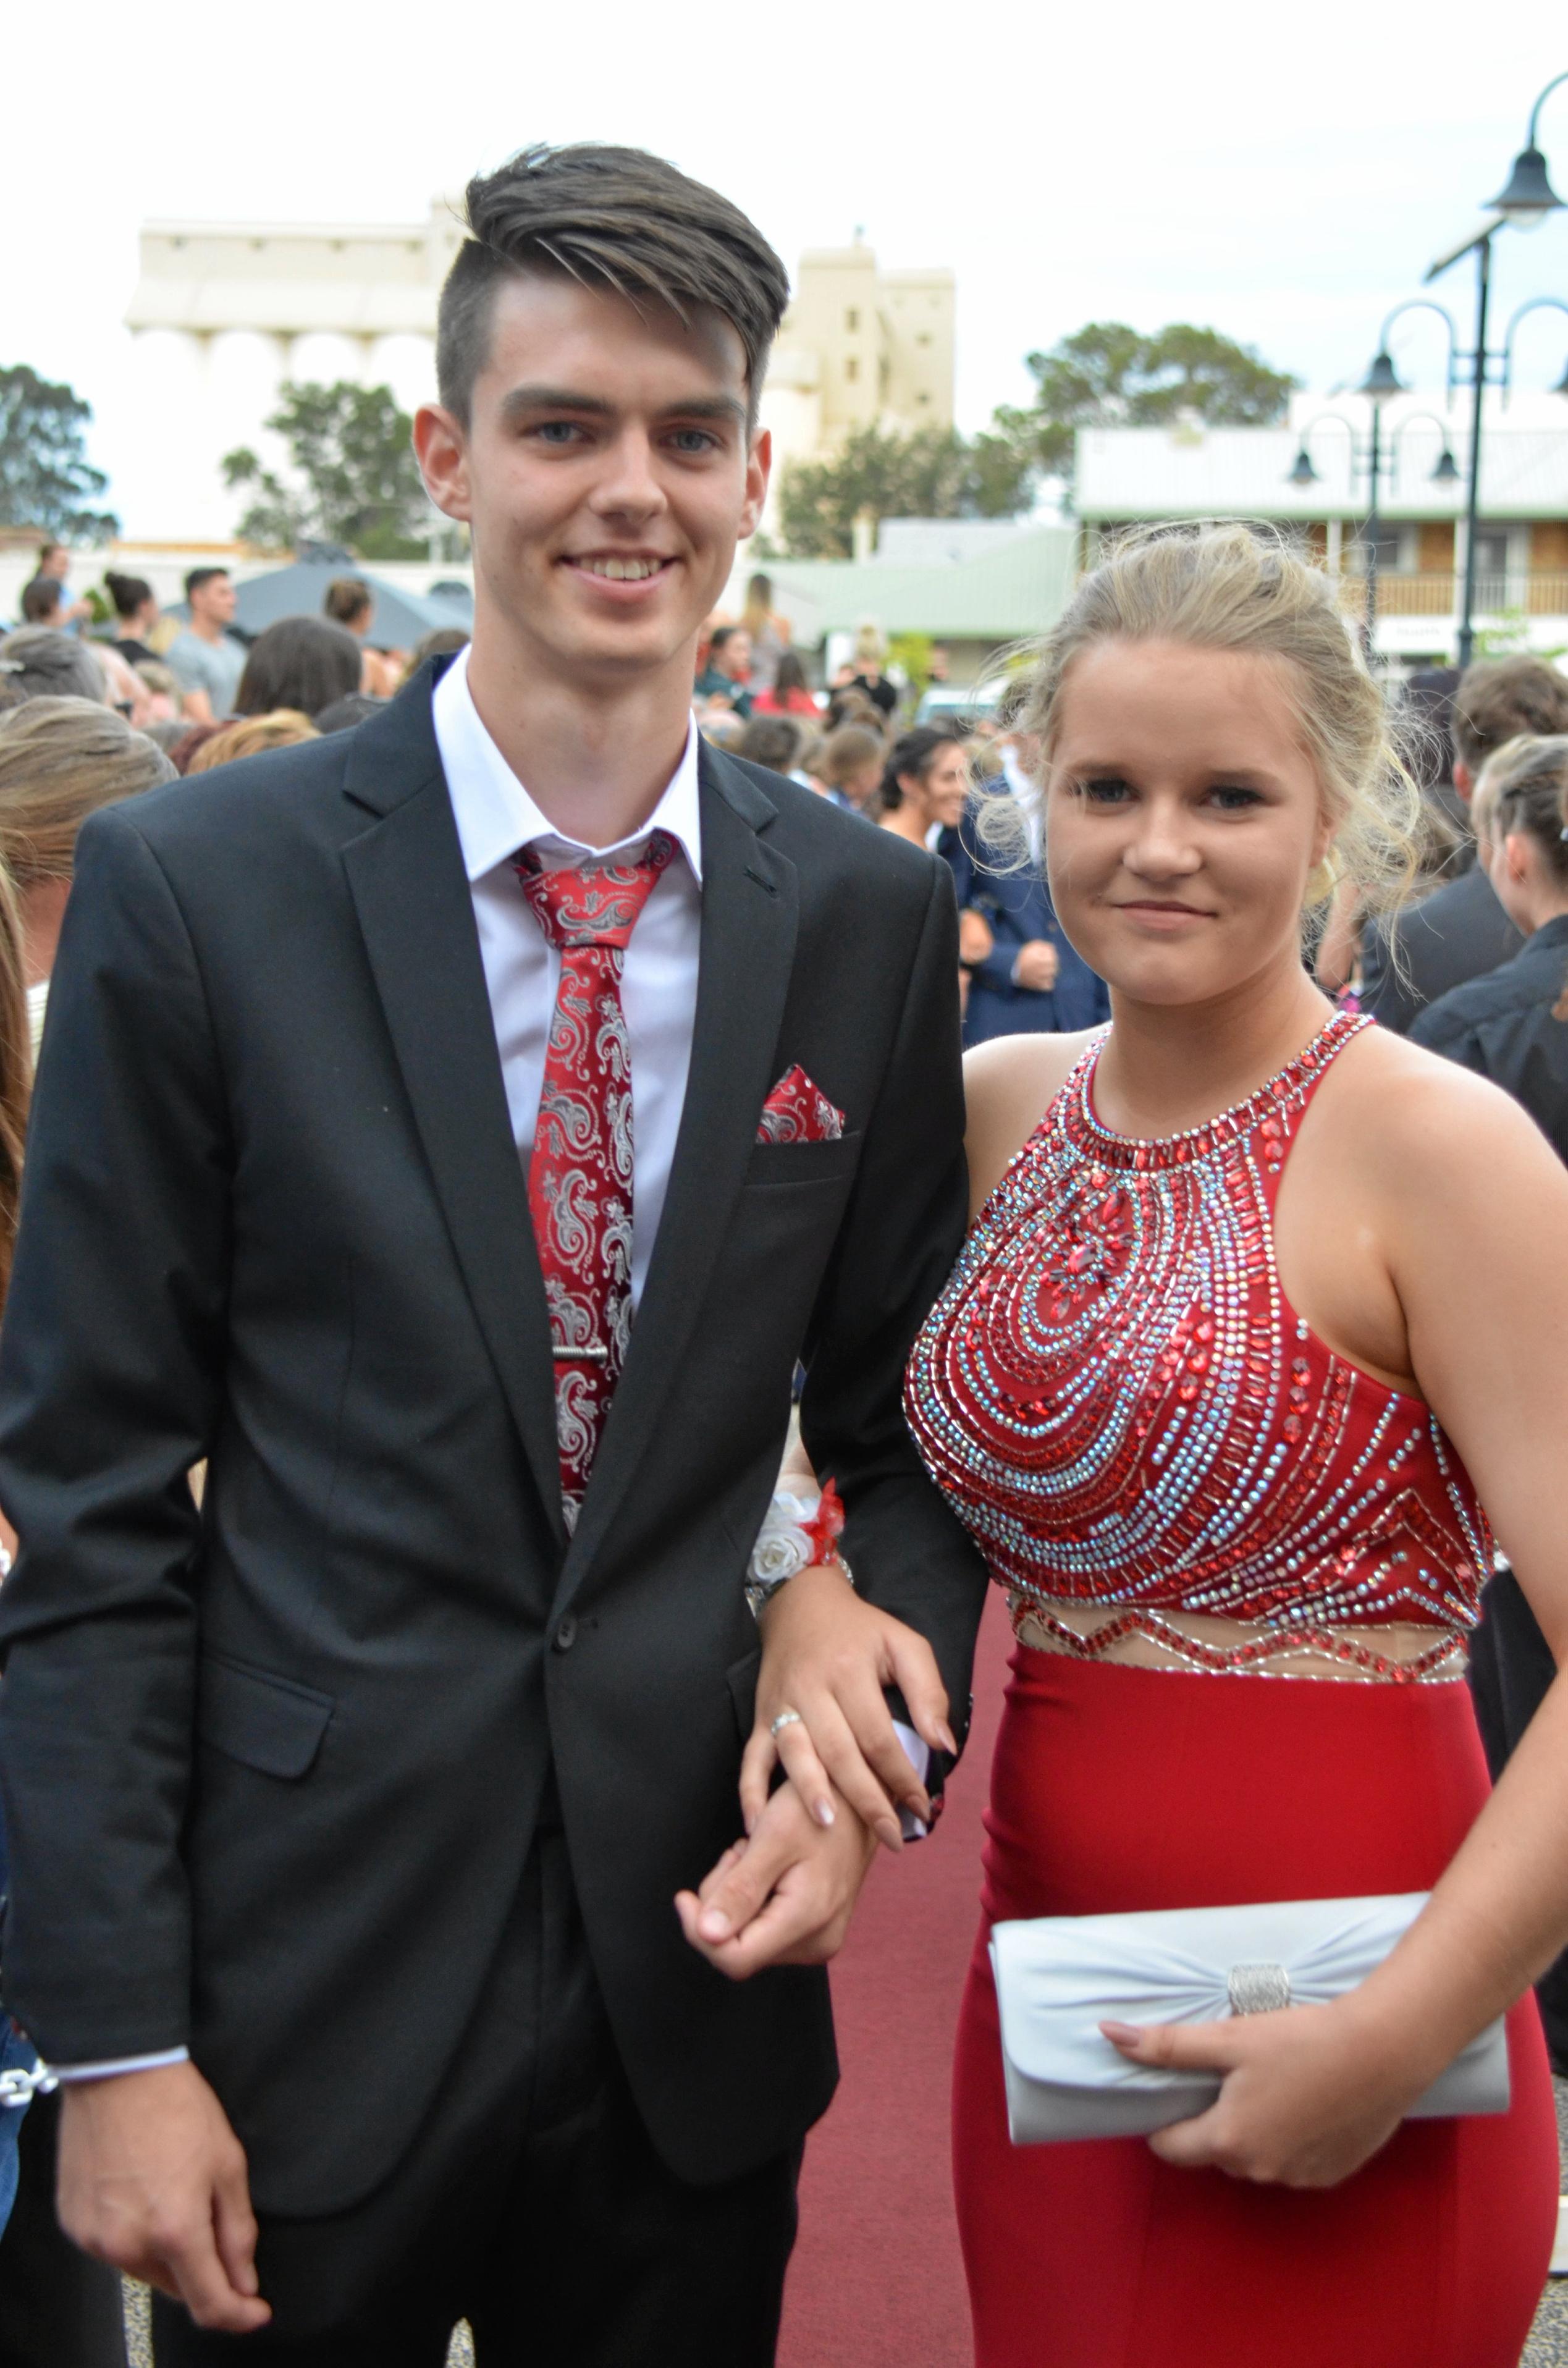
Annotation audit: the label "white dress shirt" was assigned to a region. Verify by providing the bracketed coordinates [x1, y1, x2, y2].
[436, 643, 704, 1312]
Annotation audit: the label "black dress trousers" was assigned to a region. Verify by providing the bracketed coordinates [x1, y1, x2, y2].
[151, 1813, 800, 2368]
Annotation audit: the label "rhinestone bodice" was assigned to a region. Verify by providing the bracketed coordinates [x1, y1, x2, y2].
[904, 1011, 1490, 1679]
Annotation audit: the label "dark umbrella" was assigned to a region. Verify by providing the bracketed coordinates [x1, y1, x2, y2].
[229, 547, 467, 649]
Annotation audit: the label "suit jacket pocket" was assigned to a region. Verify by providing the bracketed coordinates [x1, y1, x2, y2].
[744, 1130, 863, 1188]
[198, 1651, 335, 1779]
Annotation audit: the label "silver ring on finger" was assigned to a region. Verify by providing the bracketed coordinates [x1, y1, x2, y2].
[770, 1708, 804, 1739]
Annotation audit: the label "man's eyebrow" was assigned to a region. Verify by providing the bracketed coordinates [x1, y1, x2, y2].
[497, 385, 746, 428]
[655, 394, 748, 427]
[499, 385, 616, 421]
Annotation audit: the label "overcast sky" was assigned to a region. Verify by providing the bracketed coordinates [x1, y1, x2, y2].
[9, 0, 1568, 516]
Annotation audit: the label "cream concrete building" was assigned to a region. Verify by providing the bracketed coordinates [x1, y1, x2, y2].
[122, 204, 955, 542]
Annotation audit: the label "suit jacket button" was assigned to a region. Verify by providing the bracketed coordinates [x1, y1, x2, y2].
[553, 1616, 578, 1653]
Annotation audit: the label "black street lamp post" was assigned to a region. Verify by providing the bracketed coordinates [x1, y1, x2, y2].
[1427, 72, 1567, 668]
[1289, 306, 1461, 660]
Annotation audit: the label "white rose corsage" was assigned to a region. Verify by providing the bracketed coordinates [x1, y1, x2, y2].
[745, 1478, 848, 1619]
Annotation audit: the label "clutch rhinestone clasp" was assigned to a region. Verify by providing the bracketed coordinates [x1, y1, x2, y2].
[1228, 1961, 1292, 2016]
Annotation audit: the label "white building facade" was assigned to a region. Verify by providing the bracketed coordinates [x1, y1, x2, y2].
[121, 206, 955, 546]
[1075, 388, 1568, 665]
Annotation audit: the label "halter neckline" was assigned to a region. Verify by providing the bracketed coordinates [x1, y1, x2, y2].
[1073, 1008, 1370, 1172]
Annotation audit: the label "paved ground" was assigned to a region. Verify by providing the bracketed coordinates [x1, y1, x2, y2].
[123, 2079, 1568, 2366]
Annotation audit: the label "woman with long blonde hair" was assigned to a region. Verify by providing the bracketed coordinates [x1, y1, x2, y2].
[744, 524, 1568, 2364]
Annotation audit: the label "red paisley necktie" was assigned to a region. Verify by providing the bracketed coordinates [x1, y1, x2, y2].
[516, 830, 676, 1524]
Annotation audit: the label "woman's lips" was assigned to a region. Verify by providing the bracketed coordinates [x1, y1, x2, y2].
[1110, 901, 1214, 929]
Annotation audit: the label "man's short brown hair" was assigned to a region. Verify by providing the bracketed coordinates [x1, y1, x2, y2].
[20, 579, 61, 625]
[1453, 655, 1568, 772]
[436, 143, 790, 432]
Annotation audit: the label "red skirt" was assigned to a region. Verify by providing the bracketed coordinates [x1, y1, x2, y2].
[952, 1645, 1557, 2368]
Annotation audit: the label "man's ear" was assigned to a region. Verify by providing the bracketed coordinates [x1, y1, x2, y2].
[1453, 757, 1473, 803]
[414, 405, 473, 525]
[738, 425, 772, 545]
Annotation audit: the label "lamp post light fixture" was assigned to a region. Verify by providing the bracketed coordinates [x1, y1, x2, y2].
[1427, 71, 1567, 668]
[1501, 297, 1568, 401]
[1287, 305, 1464, 659]
[1488, 73, 1567, 223]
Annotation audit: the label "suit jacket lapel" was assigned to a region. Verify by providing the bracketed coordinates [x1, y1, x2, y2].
[556, 746, 798, 1596]
[339, 681, 569, 1553]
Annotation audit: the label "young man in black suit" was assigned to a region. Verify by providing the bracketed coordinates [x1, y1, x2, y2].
[0, 145, 985, 2362]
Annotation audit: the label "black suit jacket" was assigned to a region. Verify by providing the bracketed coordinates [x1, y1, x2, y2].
[0, 669, 985, 2217]
[1410, 914, 1568, 1164]
[1360, 862, 1526, 1035]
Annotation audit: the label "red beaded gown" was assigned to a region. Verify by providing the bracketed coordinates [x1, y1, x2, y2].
[904, 1010, 1556, 2368]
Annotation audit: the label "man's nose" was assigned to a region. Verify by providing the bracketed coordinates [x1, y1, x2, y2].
[589, 431, 667, 520]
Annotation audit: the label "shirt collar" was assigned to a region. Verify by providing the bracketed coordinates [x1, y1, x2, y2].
[432, 641, 703, 885]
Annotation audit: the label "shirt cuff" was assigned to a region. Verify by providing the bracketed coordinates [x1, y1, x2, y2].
[893, 1720, 931, 1840]
[49, 2047, 190, 2083]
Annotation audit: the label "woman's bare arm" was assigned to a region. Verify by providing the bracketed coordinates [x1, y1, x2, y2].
[1350, 1062, 1568, 2048]
[1116, 1055, 1568, 2185]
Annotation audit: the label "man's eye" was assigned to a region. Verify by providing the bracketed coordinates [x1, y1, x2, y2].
[668, 429, 720, 455]
[531, 421, 583, 446]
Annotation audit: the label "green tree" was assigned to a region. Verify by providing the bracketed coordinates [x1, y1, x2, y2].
[776, 423, 1034, 559]
[992, 321, 1299, 486]
[0, 363, 117, 541]
[222, 381, 433, 558]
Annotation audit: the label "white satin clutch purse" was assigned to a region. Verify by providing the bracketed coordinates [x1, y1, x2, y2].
[990, 1892, 1511, 2144]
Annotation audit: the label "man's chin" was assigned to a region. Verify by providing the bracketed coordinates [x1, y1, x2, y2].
[549, 618, 700, 681]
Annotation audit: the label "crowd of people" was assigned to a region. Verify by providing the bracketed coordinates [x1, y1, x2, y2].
[2, 552, 1115, 1052]
[1, 133, 1568, 2368]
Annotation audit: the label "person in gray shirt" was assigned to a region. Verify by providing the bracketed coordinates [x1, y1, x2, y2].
[164, 568, 246, 723]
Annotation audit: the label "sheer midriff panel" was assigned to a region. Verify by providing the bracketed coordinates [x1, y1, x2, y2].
[1013, 1596, 1467, 1683]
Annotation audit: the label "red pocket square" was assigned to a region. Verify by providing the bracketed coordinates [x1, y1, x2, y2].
[757, 1066, 846, 1145]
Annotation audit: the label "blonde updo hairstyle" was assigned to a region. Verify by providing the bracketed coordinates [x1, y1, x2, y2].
[989, 522, 1423, 919]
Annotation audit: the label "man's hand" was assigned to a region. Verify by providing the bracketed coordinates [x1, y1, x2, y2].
[57, 2062, 271, 2335]
[958, 909, 995, 967]
[1013, 940, 1060, 993]
[675, 1780, 879, 1981]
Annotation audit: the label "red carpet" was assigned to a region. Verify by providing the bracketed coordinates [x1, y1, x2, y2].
[778, 1590, 1012, 2368]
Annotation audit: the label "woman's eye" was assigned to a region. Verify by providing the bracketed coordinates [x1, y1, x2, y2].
[1081, 776, 1132, 804]
[1209, 785, 1263, 811]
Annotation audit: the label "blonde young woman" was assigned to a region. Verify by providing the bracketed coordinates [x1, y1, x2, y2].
[729, 527, 1568, 2366]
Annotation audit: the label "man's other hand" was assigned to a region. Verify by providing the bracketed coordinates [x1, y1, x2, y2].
[57, 2061, 271, 2335]
[675, 1782, 878, 1981]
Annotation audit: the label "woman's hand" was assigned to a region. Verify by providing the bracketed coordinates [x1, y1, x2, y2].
[743, 1562, 957, 1852]
[1103, 1991, 1432, 2188]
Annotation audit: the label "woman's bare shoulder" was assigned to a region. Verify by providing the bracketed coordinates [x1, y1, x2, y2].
[963, 1029, 1098, 1216]
[1331, 1019, 1541, 1152]
[1322, 1019, 1567, 1218]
